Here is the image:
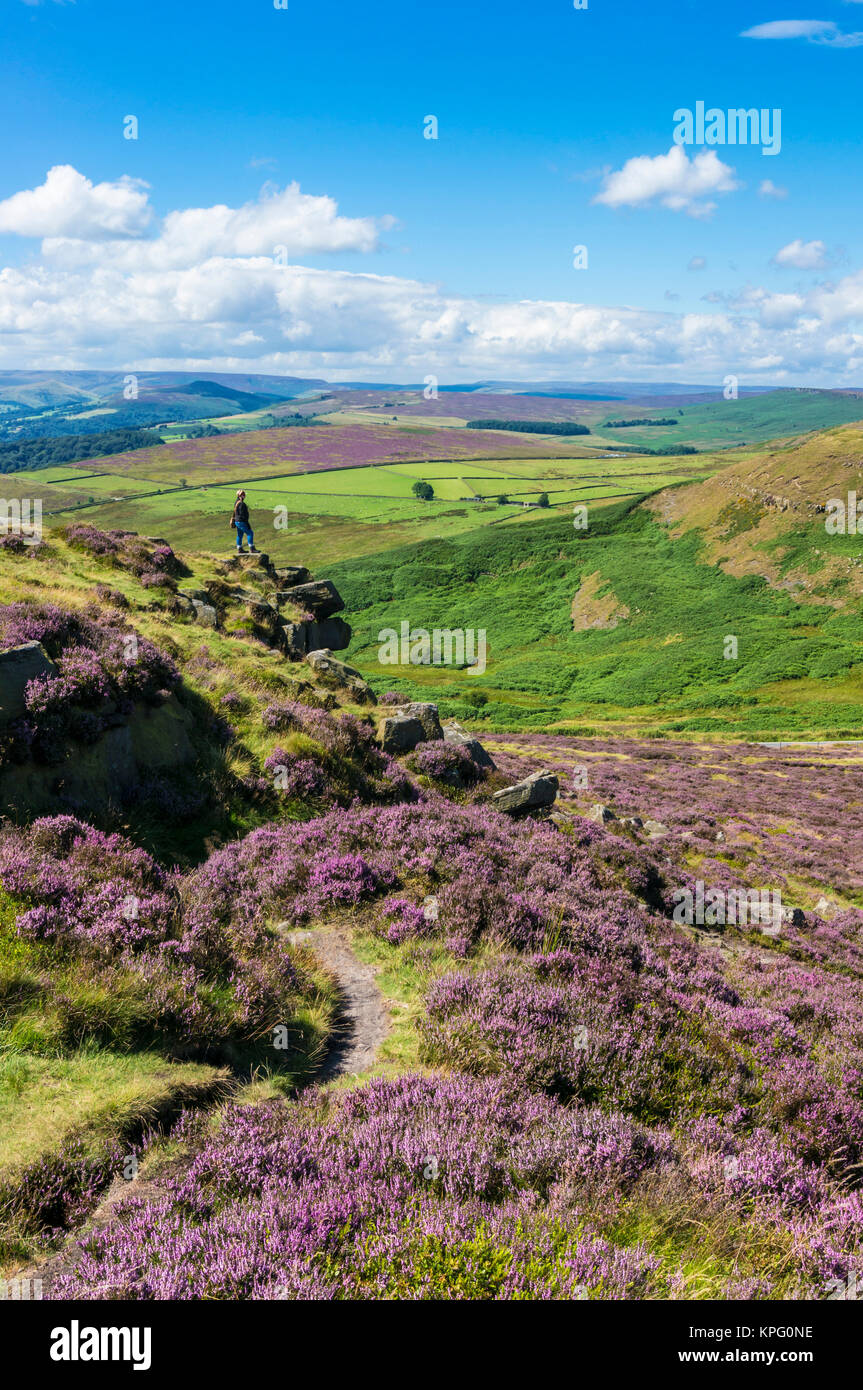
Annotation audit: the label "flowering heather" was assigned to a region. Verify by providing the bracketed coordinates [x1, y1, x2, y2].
[93, 422, 572, 482]
[407, 741, 486, 787]
[486, 731, 863, 903]
[62, 525, 186, 584]
[51, 1076, 666, 1300]
[0, 601, 179, 764]
[261, 700, 414, 805]
[264, 748, 328, 800]
[0, 817, 313, 1053]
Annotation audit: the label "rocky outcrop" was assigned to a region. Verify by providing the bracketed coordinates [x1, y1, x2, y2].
[493, 771, 559, 815]
[305, 649, 376, 705]
[181, 555, 352, 660]
[0, 694, 197, 818]
[0, 642, 58, 724]
[278, 580, 345, 620]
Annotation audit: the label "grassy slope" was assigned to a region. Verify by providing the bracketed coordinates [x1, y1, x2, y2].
[0, 532, 357, 1266]
[329, 490, 863, 737]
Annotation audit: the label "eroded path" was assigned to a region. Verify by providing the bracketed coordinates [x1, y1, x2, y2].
[23, 924, 389, 1295]
[287, 925, 390, 1079]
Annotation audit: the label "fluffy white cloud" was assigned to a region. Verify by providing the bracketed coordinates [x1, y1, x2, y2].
[594, 147, 739, 218]
[3, 167, 863, 383]
[741, 20, 863, 47]
[772, 239, 828, 270]
[9, 177, 391, 269]
[0, 166, 151, 239]
[759, 179, 788, 199]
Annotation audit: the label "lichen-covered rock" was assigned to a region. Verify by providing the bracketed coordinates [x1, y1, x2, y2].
[191, 600, 219, 629]
[493, 771, 559, 815]
[380, 714, 427, 755]
[442, 719, 496, 769]
[305, 649, 376, 704]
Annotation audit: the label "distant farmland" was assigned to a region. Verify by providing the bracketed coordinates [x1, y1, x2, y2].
[58, 421, 579, 487]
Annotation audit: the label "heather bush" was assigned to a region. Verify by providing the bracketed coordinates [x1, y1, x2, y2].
[62, 526, 186, 583]
[0, 817, 319, 1058]
[0, 601, 179, 765]
[407, 742, 485, 787]
[51, 1075, 666, 1300]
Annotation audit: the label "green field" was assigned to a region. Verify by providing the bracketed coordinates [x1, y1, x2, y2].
[11, 449, 713, 568]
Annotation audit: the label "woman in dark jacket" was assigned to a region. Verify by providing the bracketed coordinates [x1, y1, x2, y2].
[231, 490, 257, 553]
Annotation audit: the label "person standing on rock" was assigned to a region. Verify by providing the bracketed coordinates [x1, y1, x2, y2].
[231, 490, 257, 554]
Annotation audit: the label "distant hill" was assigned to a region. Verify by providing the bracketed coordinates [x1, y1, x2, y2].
[645, 419, 863, 608]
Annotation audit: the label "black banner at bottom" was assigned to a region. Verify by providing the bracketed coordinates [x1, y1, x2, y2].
[4, 1297, 856, 1377]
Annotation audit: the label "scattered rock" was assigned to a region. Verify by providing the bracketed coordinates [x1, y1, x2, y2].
[379, 714, 427, 754]
[644, 819, 670, 838]
[781, 906, 807, 928]
[442, 719, 496, 769]
[814, 896, 840, 919]
[401, 702, 443, 742]
[0, 642, 58, 724]
[493, 771, 559, 815]
[305, 649, 376, 704]
[191, 599, 219, 629]
[589, 803, 617, 824]
[278, 579, 345, 620]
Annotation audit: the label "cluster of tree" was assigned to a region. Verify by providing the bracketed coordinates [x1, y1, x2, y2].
[165, 423, 224, 439]
[603, 418, 679, 428]
[412, 480, 435, 500]
[466, 420, 590, 436]
[0, 427, 162, 474]
[644, 444, 698, 455]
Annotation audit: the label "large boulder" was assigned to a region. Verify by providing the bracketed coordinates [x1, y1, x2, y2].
[402, 702, 443, 742]
[0, 642, 58, 725]
[442, 719, 496, 769]
[304, 617, 351, 653]
[0, 694, 197, 818]
[493, 771, 559, 816]
[278, 579, 345, 620]
[379, 714, 427, 755]
[305, 649, 376, 704]
[278, 617, 352, 660]
[274, 565, 311, 587]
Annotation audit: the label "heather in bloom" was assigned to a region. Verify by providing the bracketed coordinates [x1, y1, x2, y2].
[0, 817, 318, 1056]
[0, 601, 179, 765]
[51, 1076, 666, 1300]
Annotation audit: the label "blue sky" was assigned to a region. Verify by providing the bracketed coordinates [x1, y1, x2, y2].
[1, 0, 863, 383]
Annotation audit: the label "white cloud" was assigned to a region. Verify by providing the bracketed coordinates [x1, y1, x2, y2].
[759, 179, 788, 199]
[3, 167, 863, 384]
[772, 238, 828, 270]
[0, 166, 152, 239]
[688, 257, 707, 271]
[741, 19, 863, 47]
[37, 179, 391, 270]
[594, 147, 739, 218]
